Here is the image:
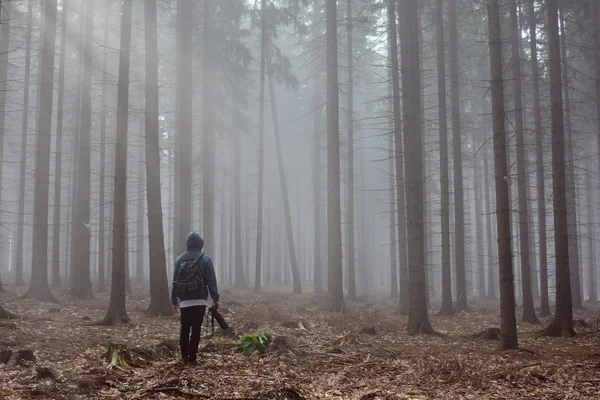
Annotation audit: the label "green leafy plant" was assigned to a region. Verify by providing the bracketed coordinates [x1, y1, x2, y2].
[238, 331, 272, 356]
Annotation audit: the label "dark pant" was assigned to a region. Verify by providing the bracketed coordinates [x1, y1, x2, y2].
[179, 305, 206, 361]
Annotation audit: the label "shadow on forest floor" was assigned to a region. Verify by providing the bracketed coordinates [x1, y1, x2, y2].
[1, 286, 599, 399]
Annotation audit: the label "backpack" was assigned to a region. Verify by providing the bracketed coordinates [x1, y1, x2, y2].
[174, 253, 208, 301]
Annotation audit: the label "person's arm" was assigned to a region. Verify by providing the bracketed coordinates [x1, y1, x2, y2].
[203, 256, 220, 304]
[171, 256, 181, 306]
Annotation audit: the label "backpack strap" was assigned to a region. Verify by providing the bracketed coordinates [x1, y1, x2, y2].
[175, 252, 204, 281]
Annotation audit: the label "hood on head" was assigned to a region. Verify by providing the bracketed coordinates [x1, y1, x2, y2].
[186, 232, 204, 252]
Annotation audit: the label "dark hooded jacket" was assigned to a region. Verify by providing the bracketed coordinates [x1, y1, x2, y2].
[171, 232, 220, 305]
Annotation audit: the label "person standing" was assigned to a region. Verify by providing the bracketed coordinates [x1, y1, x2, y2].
[171, 232, 221, 364]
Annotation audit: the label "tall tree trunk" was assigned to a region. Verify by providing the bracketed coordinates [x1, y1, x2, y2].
[144, 0, 173, 316]
[97, 1, 108, 292]
[387, 77, 398, 299]
[177, 0, 193, 251]
[345, 0, 356, 301]
[202, 0, 215, 257]
[399, 0, 434, 335]
[483, 140, 496, 300]
[435, 0, 453, 316]
[24, 0, 58, 302]
[388, 0, 408, 314]
[586, 154, 597, 302]
[267, 60, 302, 294]
[102, 0, 133, 325]
[326, 0, 343, 312]
[0, 1, 9, 272]
[528, 0, 549, 316]
[71, 0, 94, 300]
[509, 0, 538, 324]
[559, 7, 584, 310]
[254, 0, 267, 294]
[16, 0, 33, 287]
[448, 0, 467, 311]
[472, 137, 486, 300]
[312, 0, 323, 294]
[540, 0, 574, 338]
[487, 0, 518, 349]
[234, 133, 247, 289]
[68, 0, 86, 289]
[135, 139, 145, 284]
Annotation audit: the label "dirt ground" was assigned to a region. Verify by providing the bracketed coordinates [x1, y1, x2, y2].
[1, 287, 599, 399]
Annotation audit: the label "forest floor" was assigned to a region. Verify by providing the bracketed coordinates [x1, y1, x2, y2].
[1, 287, 599, 400]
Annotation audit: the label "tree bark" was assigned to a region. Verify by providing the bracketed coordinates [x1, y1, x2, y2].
[527, 0, 549, 316]
[388, 0, 408, 314]
[585, 154, 597, 303]
[399, 0, 434, 335]
[0, 1, 9, 273]
[202, 0, 215, 257]
[346, 0, 356, 301]
[16, 0, 33, 288]
[448, 0, 467, 311]
[176, 0, 193, 252]
[267, 60, 302, 294]
[472, 137, 486, 300]
[70, 0, 94, 300]
[487, 0, 518, 349]
[540, 0, 575, 338]
[144, 0, 173, 316]
[103, 0, 134, 325]
[387, 75, 397, 299]
[312, 0, 323, 294]
[483, 140, 496, 300]
[435, 0, 453, 316]
[559, 7, 584, 310]
[326, 0, 344, 312]
[234, 132, 247, 289]
[509, 0, 538, 324]
[254, 0, 266, 294]
[97, 1, 108, 292]
[24, 0, 58, 303]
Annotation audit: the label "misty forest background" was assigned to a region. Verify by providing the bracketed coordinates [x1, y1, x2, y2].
[0, 0, 598, 346]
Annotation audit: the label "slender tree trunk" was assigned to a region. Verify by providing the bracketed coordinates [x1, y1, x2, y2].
[177, 0, 193, 250]
[487, 0, 518, 349]
[254, 0, 267, 294]
[144, 0, 173, 316]
[326, 0, 343, 312]
[71, 0, 94, 300]
[399, 0, 434, 335]
[472, 137, 486, 300]
[388, 0, 408, 314]
[448, 0, 467, 311]
[234, 133, 247, 289]
[267, 60, 302, 294]
[527, 0, 549, 316]
[435, 0, 453, 316]
[483, 140, 496, 300]
[103, 0, 133, 325]
[559, 8, 584, 310]
[586, 154, 597, 302]
[387, 77, 398, 299]
[0, 1, 10, 272]
[509, 0, 538, 324]
[135, 139, 145, 284]
[312, 6, 323, 293]
[97, 1, 108, 292]
[202, 0, 215, 257]
[24, 0, 58, 303]
[16, 1, 33, 287]
[540, 0, 575, 338]
[345, 0, 356, 301]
